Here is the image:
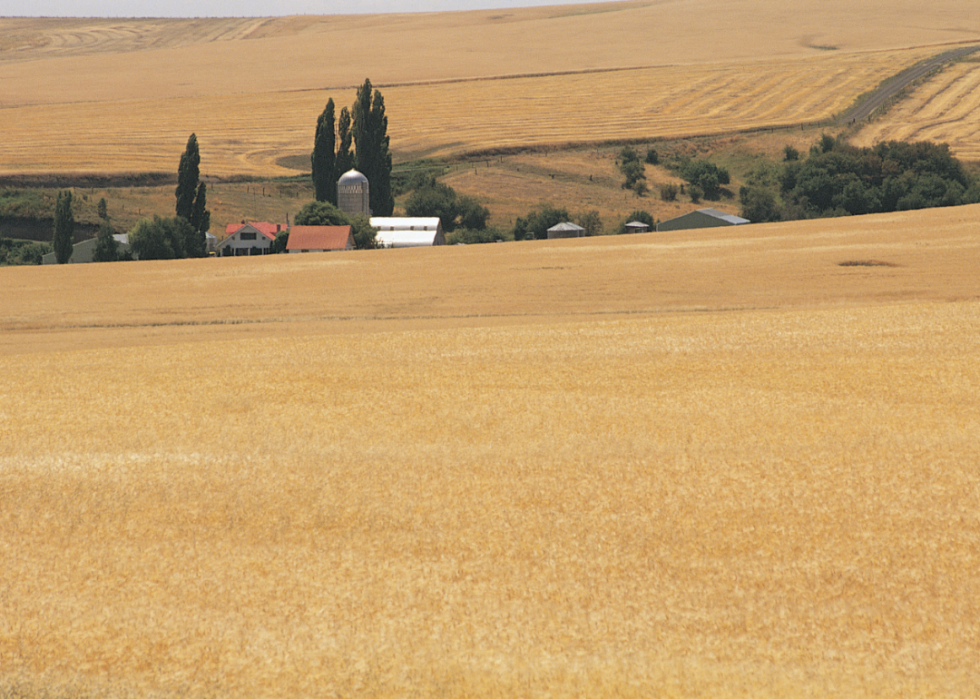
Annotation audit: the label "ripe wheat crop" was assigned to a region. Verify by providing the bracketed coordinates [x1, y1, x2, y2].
[1, 205, 979, 698]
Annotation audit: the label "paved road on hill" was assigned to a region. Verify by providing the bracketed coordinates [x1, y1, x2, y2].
[837, 44, 980, 124]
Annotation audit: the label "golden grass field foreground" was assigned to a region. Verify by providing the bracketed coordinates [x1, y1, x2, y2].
[1, 205, 979, 698]
[2, 0, 980, 174]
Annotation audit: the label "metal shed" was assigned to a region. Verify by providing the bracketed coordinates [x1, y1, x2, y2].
[657, 208, 749, 232]
[547, 222, 586, 239]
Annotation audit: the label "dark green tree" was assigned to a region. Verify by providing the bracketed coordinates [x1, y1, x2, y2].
[294, 200, 350, 226]
[129, 216, 192, 260]
[187, 182, 209, 256]
[52, 190, 74, 264]
[575, 209, 603, 236]
[175, 133, 201, 221]
[175, 133, 210, 238]
[336, 107, 355, 178]
[680, 159, 729, 200]
[404, 175, 489, 232]
[92, 219, 119, 262]
[511, 205, 570, 241]
[739, 186, 781, 223]
[352, 79, 394, 216]
[619, 145, 647, 194]
[312, 98, 337, 204]
[97, 197, 108, 220]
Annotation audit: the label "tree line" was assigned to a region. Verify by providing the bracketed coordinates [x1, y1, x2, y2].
[740, 135, 980, 223]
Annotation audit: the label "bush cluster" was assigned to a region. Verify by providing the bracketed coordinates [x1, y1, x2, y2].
[0, 238, 52, 266]
[404, 173, 490, 233]
[740, 136, 980, 222]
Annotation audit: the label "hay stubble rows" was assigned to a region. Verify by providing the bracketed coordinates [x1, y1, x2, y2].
[2, 0, 980, 175]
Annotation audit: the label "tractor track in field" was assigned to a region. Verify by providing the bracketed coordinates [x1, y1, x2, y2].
[837, 44, 980, 124]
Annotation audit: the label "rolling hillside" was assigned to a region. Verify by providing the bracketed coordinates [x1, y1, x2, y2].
[1, 0, 979, 175]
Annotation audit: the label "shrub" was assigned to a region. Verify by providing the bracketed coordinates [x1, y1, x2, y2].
[659, 183, 679, 201]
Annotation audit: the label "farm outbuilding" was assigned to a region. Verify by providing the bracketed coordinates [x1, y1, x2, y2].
[219, 222, 283, 256]
[624, 220, 651, 235]
[338, 169, 371, 218]
[370, 217, 445, 248]
[547, 222, 586, 239]
[41, 234, 131, 264]
[285, 225, 355, 253]
[657, 208, 750, 232]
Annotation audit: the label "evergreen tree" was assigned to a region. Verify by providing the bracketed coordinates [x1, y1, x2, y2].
[175, 133, 210, 238]
[336, 107, 354, 178]
[311, 99, 337, 204]
[369, 90, 393, 216]
[175, 133, 200, 221]
[352, 79, 375, 181]
[188, 182, 209, 256]
[97, 197, 108, 220]
[52, 190, 74, 264]
[351, 79, 394, 216]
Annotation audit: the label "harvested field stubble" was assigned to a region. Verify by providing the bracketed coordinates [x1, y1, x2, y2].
[0, 50, 937, 175]
[852, 58, 980, 160]
[1, 205, 980, 698]
[3, 0, 980, 176]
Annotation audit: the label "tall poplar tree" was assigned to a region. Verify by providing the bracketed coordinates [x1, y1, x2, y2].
[351, 78, 393, 216]
[368, 89, 393, 216]
[335, 106, 355, 180]
[311, 99, 337, 204]
[175, 133, 210, 240]
[52, 189, 74, 264]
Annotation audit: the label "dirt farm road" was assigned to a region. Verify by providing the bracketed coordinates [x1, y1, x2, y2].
[838, 43, 980, 123]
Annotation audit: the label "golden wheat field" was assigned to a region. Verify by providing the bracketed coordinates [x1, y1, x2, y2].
[2, 205, 980, 698]
[2, 0, 980, 175]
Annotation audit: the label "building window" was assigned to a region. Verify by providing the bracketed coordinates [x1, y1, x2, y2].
[240, 232, 257, 240]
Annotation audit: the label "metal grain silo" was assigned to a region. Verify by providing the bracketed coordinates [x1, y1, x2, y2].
[337, 169, 370, 217]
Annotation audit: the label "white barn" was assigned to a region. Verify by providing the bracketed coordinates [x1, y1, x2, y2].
[370, 217, 445, 248]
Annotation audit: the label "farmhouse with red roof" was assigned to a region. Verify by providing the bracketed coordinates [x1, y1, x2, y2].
[218, 222, 285, 256]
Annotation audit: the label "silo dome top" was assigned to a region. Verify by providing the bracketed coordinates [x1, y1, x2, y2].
[338, 169, 368, 185]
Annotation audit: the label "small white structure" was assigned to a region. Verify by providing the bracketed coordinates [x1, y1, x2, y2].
[657, 208, 750, 232]
[286, 225, 355, 253]
[219, 222, 282, 256]
[624, 220, 651, 235]
[42, 234, 131, 264]
[547, 222, 586, 239]
[370, 217, 445, 248]
[338, 169, 371, 218]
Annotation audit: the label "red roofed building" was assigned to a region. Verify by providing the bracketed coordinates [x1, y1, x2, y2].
[286, 226, 355, 253]
[219, 222, 285, 256]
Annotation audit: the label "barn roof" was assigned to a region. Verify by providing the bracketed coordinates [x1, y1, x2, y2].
[697, 208, 750, 225]
[286, 225, 353, 251]
[370, 217, 442, 231]
[547, 222, 585, 233]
